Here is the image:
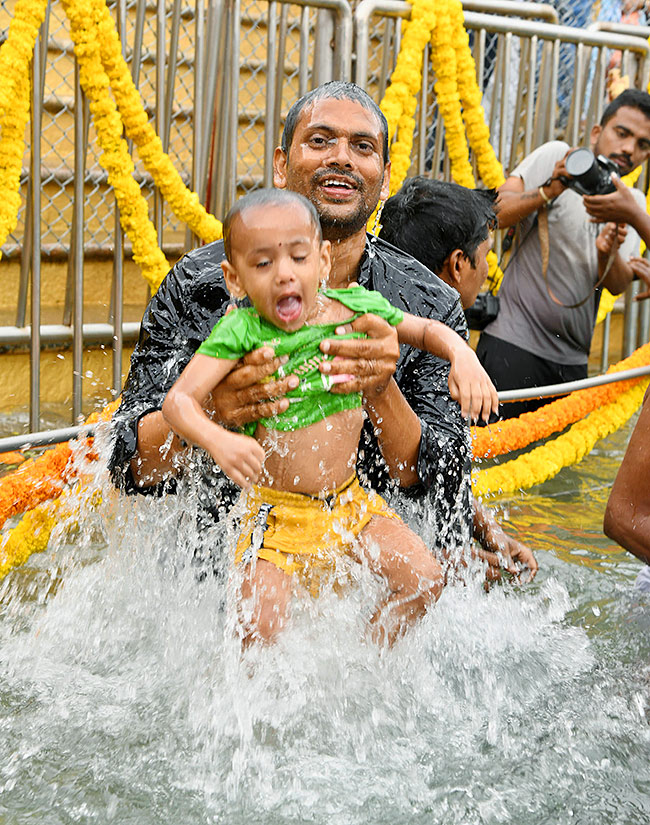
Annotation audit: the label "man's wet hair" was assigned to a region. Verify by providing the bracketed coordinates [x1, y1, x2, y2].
[601, 88, 650, 126]
[281, 81, 390, 164]
[379, 177, 498, 274]
[223, 189, 322, 261]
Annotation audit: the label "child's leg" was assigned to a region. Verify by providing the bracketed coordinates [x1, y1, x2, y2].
[357, 516, 444, 646]
[239, 558, 292, 646]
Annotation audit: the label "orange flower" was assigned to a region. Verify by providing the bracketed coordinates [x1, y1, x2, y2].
[0, 400, 119, 529]
[471, 341, 650, 458]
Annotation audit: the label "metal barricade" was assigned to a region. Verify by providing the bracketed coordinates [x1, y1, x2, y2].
[2, 0, 650, 437]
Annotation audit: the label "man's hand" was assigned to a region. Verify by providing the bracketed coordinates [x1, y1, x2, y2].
[473, 500, 538, 584]
[596, 222, 627, 258]
[318, 313, 400, 397]
[209, 346, 299, 428]
[476, 533, 538, 585]
[583, 173, 641, 226]
[543, 153, 572, 199]
[630, 256, 650, 301]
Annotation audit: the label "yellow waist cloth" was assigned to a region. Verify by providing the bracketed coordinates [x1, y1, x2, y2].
[235, 475, 400, 589]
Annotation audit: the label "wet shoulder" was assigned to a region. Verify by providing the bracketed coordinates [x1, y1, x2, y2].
[361, 234, 463, 324]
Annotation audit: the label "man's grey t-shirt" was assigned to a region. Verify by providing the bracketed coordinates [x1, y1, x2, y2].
[484, 140, 644, 365]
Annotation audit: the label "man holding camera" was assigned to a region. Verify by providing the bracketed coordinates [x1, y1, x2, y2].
[476, 89, 650, 418]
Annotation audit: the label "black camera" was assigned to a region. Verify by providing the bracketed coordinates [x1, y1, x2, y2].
[560, 148, 619, 197]
[464, 291, 499, 331]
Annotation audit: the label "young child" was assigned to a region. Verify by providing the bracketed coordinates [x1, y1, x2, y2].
[162, 189, 498, 646]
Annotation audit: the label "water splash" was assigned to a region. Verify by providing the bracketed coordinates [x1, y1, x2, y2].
[1, 425, 650, 823]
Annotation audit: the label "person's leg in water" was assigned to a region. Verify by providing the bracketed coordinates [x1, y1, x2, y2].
[238, 558, 292, 647]
[357, 515, 444, 646]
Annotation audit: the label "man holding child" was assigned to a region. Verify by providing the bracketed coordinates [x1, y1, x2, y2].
[109, 81, 535, 605]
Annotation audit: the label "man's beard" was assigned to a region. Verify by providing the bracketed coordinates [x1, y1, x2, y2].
[291, 168, 383, 240]
[317, 201, 375, 239]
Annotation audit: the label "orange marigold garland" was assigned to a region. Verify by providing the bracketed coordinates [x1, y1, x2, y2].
[471, 341, 650, 459]
[0, 400, 118, 531]
[472, 377, 648, 498]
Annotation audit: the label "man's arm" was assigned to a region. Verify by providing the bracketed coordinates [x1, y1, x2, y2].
[472, 499, 538, 583]
[128, 348, 299, 488]
[496, 154, 569, 228]
[604, 390, 650, 565]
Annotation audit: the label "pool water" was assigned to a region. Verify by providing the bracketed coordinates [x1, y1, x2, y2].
[1, 421, 649, 824]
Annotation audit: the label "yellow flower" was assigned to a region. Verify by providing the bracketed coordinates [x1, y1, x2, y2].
[472, 378, 648, 498]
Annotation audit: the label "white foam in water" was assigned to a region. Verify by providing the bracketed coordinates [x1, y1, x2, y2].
[1, 425, 650, 823]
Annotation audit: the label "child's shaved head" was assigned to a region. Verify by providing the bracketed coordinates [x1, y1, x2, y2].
[223, 189, 322, 261]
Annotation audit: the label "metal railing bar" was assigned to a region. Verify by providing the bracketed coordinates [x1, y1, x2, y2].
[228, 0, 241, 210]
[2, 363, 649, 453]
[72, 59, 86, 421]
[30, 22, 45, 432]
[264, 1, 279, 187]
[499, 364, 650, 403]
[154, 0, 165, 246]
[298, 6, 310, 95]
[112, 0, 127, 400]
[163, 0, 182, 152]
[0, 425, 96, 453]
[0, 322, 141, 348]
[589, 22, 650, 39]
[273, 3, 289, 148]
[131, 0, 146, 89]
[461, 0, 558, 22]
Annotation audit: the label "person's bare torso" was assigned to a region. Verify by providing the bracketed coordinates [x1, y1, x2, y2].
[255, 292, 365, 496]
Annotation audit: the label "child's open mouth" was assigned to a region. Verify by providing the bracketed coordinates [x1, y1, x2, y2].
[276, 294, 303, 324]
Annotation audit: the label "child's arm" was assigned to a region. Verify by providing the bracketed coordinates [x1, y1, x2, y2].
[162, 353, 266, 489]
[396, 314, 498, 423]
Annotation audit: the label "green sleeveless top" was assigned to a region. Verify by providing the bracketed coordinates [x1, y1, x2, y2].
[197, 286, 404, 434]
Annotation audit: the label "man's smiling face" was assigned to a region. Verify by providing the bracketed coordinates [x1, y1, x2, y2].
[273, 97, 391, 240]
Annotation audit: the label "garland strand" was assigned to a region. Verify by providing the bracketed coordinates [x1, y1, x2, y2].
[0, 494, 62, 579]
[472, 378, 648, 498]
[92, 0, 222, 242]
[0, 0, 48, 255]
[0, 401, 118, 531]
[61, 0, 170, 291]
[429, 0, 474, 188]
[471, 341, 650, 458]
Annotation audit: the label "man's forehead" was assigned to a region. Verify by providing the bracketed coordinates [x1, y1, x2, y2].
[293, 97, 383, 138]
[608, 105, 650, 134]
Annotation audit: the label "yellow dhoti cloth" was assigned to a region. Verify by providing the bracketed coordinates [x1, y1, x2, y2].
[235, 475, 401, 591]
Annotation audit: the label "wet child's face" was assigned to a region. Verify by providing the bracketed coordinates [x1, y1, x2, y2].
[222, 202, 331, 331]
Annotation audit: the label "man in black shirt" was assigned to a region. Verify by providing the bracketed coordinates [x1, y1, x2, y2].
[109, 81, 534, 576]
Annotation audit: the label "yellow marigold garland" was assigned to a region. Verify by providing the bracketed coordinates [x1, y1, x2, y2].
[0, 0, 46, 255]
[92, 0, 222, 242]
[378, 0, 437, 197]
[471, 341, 650, 458]
[430, 0, 474, 189]
[0, 494, 62, 579]
[448, 0, 504, 190]
[472, 377, 648, 498]
[61, 0, 170, 291]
